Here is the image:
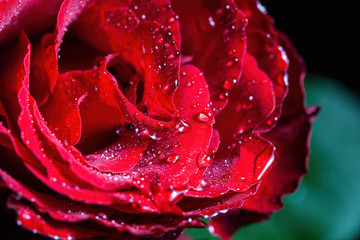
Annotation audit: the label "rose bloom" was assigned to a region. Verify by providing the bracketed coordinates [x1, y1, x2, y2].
[0, 0, 317, 239]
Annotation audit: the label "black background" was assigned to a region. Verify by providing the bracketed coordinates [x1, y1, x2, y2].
[262, 0, 358, 94]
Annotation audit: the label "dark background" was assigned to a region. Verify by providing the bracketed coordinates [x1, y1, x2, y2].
[262, 0, 358, 93]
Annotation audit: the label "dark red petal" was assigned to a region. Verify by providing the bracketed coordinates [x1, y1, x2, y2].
[0, 167, 203, 236]
[235, 0, 274, 34]
[0, 31, 30, 133]
[0, 122, 48, 177]
[69, 66, 127, 153]
[248, 30, 289, 131]
[29, 0, 89, 105]
[40, 74, 87, 146]
[209, 209, 267, 240]
[7, 198, 107, 239]
[29, 33, 58, 105]
[240, 31, 316, 215]
[0, 0, 62, 42]
[235, 0, 290, 132]
[173, 0, 247, 114]
[243, 109, 315, 214]
[215, 53, 275, 143]
[277, 31, 307, 117]
[180, 191, 251, 217]
[186, 134, 276, 198]
[0, 101, 6, 116]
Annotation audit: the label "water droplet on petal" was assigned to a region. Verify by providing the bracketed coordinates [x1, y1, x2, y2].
[166, 155, 180, 164]
[198, 10, 216, 32]
[226, 57, 239, 67]
[197, 150, 214, 168]
[218, 91, 229, 100]
[255, 147, 276, 180]
[167, 50, 180, 60]
[176, 118, 190, 133]
[186, 80, 195, 87]
[236, 175, 246, 182]
[195, 111, 213, 123]
[223, 77, 237, 90]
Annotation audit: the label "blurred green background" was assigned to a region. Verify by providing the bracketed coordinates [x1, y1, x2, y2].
[186, 75, 360, 240]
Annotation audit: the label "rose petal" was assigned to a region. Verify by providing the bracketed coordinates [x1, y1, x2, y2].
[209, 209, 267, 240]
[243, 110, 316, 214]
[29, 33, 58, 105]
[73, 2, 180, 119]
[186, 134, 276, 198]
[40, 74, 87, 146]
[7, 198, 107, 239]
[248, 30, 289, 131]
[0, 0, 61, 42]
[277, 31, 307, 117]
[136, 64, 213, 192]
[179, 191, 251, 217]
[215, 53, 275, 144]
[0, 101, 6, 116]
[85, 135, 148, 173]
[28, 0, 90, 106]
[0, 31, 30, 133]
[69, 55, 171, 155]
[128, 0, 181, 49]
[173, 0, 247, 114]
[236, 0, 290, 132]
[0, 167, 204, 237]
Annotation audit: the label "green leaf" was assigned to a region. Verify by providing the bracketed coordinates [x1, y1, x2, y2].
[185, 75, 360, 240]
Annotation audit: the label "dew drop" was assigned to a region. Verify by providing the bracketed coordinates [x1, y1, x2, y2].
[186, 80, 195, 87]
[192, 103, 200, 108]
[167, 50, 180, 60]
[98, 213, 108, 219]
[255, 147, 276, 180]
[155, 36, 164, 45]
[266, 116, 279, 126]
[218, 91, 229, 100]
[198, 10, 216, 32]
[166, 155, 180, 164]
[197, 150, 214, 168]
[223, 77, 237, 90]
[176, 118, 190, 133]
[225, 57, 239, 67]
[241, 96, 254, 110]
[236, 175, 246, 182]
[195, 111, 213, 123]
[168, 16, 176, 23]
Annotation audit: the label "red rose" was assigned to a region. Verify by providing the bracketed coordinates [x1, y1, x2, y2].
[0, 0, 317, 239]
